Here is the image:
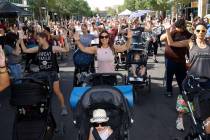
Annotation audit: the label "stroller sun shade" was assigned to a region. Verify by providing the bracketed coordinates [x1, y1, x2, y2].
[81, 86, 126, 110]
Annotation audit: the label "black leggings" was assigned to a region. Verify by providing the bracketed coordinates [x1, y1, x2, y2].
[145, 40, 158, 55]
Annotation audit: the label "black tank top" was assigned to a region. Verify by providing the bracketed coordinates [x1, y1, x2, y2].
[37, 46, 57, 72]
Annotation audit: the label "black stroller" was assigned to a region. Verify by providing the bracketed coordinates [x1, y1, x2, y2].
[73, 49, 95, 87]
[10, 72, 56, 140]
[114, 35, 128, 71]
[127, 48, 151, 103]
[72, 85, 133, 140]
[183, 75, 210, 140]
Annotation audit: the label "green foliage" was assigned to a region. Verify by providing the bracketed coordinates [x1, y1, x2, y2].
[28, 0, 93, 19]
[124, 0, 136, 11]
[107, 7, 117, 16]
[117, 5, 126, 13]
[122, 0, 190, 11]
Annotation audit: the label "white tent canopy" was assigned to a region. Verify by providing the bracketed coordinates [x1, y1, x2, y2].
[118, 9, 132, 16]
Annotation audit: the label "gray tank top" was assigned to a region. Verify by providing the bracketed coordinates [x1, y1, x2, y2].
[189, 42, 210, 78]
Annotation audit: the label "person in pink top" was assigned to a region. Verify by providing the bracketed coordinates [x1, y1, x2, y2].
[74, 30, 132, 73]
[74, 30, 132, 85]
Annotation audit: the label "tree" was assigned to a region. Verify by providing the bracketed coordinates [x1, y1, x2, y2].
[117, 5, 126, 13]
[28, 0, 93, 20]
[106, 7, 117, 16]
[124, 0, 136, 11]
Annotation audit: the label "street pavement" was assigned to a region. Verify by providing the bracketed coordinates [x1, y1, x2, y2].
[0, 48, 191, 140]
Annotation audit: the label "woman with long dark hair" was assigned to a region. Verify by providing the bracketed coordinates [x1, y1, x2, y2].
[74, 29, 132, 73]
[74, 30, 132, 85]
[165, 21, 210, 131]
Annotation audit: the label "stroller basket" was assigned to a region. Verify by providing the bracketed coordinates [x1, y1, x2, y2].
[10, 81, 49, 106]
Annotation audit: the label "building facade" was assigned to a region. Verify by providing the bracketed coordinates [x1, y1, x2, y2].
[182, 0, 209, 19]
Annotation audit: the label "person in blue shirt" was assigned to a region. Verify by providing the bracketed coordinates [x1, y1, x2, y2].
[4, 32, 22, 83]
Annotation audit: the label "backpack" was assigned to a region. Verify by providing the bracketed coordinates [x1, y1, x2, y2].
[73, 49, 94, 67]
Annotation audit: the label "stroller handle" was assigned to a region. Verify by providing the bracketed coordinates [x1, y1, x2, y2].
[84, 73, 126, 85]
[13, 71, 54, 92]
[182, 74, 210, 96]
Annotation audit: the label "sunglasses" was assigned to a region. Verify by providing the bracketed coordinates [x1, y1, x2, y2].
[92, 122, 108, 127]
[100, 35, 109, 39]
[196, 30, 206, 33]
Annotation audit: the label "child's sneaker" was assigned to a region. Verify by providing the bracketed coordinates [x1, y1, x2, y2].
[176, 117, 184, 131]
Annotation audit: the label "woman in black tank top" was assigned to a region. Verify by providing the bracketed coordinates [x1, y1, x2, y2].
[165, 21, 210, 133]
[19, 32, 69, 115]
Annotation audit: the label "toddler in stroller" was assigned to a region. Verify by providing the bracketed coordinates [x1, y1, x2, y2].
[88, 109, 113, 140]
[130, 52, 146, 78]
[127, 49, 148, 82]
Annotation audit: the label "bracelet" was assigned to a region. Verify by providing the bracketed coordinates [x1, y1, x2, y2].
[0, 68, 7, 74]
[0, 70, 7, 74]
[0, 67, 7, 74]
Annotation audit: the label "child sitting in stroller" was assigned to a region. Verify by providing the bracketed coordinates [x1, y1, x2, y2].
[88, 109, 113, 140]
[129, 52, 146, 78]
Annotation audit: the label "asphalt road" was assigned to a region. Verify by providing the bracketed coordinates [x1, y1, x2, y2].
[0, 48, 191, 140]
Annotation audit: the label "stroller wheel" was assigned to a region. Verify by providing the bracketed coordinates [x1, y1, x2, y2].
[148, 75, 151, 93]
[115, 65, 119, 71]
[77, 130, 82, 140]
[124, 130, 130, 140]
[44, 126, 55, 140]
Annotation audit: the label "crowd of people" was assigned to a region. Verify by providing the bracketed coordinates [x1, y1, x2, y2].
[0, 14, 210, 139]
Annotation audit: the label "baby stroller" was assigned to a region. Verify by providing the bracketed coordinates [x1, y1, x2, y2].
[73, 49, 95, 86]
[183, 75, 210, 140]
[69, 73, 134, 140]
[72, 86, 133, 140]
[114, 35, 128, 71]
[127, 48, 151, 103]
[10, 72, 56, 140]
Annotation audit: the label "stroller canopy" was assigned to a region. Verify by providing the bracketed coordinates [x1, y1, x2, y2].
[80, 86, 129, 112]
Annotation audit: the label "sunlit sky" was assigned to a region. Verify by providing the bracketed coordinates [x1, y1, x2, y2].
[86, 0, 124, 10]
